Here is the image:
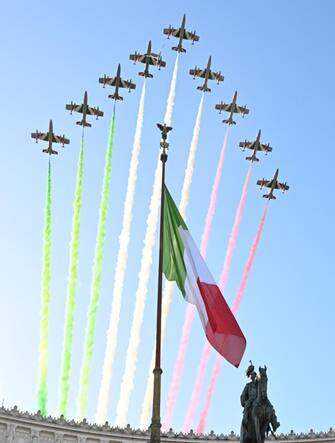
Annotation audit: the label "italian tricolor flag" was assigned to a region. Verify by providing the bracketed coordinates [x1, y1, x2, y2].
[163, 186, 246, 367]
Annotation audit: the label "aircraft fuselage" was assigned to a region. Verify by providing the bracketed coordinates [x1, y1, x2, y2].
[48, 120, 53, 151]
[267, 169, 279, 199]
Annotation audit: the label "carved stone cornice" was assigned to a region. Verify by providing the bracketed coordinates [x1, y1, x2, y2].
[0, 406, 333, 443]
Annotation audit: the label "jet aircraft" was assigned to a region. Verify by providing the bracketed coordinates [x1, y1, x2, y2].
[65, 91, 103, 127]
[215, 91, 249, 125]
[189, 56, 224, 92]
[163, 14, 199, 53]
[129, 40, 166, 78]
[31, 120, 69, 155]
[99, 64, 136, 101]
[257, 169, 289, 200]
[239, 130, 272, 162]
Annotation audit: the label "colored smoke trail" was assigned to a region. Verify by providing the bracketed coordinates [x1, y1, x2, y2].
[196, 207, 268, 434]
[183, 165, 252, 432]
[219, 165, 252, 291]
[96, 81, 146, 425]
[196, 356, 222, 435]
[116, 56, 180, 428]
[233, 205, 268, 313]
[200, 128, 230, 257]
[37, 160, 52, 415]
[77, 110, 116, 421]
[139, 93, 205, 430]
[58, 134, 84, 417]
[163, 124, 228, 431]
[182, 341, 211, 432]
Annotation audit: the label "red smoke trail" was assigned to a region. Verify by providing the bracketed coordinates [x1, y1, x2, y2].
[183, 166, 252, 432]
[196, 355, 222, 435]
[233, 205, 268, 313]
[196, 206, 268, 434]
[182, 340, 211, 432]
[200, 128, 230, 257]
[162, 129, 230, 431]
[219, 165, 252, 291]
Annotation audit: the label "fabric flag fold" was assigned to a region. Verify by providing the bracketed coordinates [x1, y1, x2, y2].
[163, 185, 246, 367]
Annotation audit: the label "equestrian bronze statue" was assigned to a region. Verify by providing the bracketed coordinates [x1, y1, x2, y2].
[240, 362, 280, 443]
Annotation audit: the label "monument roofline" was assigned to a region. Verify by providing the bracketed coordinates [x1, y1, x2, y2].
[0, 405, 334, 443]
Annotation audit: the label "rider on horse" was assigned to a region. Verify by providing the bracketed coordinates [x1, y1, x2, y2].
[240, 362, 280, 443]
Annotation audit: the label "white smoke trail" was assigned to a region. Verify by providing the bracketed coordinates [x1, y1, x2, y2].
[164, 54, 179, 126]
[139, 93, 205, 430]
[95, 81, 146, 424]
[115, 55, 179, 427]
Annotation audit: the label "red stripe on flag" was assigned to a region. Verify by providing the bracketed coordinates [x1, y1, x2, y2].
[197, 279, 246, 367]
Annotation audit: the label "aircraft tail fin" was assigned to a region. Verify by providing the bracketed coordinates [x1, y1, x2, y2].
[246, 155, 259, 162]
[223, 118, 236, 125]
[43, 149, 58, 155]
[139, 71, 153, 78]
[197, 85, 211, 92]
[76, 120, 92, 128]
[263, 193, 276, 200]
[108, 93, 123, 101]
[172, 45, 186, 53]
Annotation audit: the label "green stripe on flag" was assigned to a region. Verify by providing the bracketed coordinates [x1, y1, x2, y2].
[163, 185, 187, 296]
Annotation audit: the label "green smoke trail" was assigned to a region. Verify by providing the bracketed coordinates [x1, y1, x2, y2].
[77, 109, 116, 420]
[37, 160, 52, 416]
[58, 134, 85, 417]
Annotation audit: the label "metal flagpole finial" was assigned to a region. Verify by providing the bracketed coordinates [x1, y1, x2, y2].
[157, 123, 172, 162]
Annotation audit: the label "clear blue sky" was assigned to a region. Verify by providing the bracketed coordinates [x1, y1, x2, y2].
[0, 0, 334, 435]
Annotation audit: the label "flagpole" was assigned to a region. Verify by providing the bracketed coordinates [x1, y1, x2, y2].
[150, 123, 172, 443]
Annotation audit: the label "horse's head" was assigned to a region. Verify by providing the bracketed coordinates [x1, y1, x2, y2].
[259, 365, 267, 379]
[257, 366, 268, 402]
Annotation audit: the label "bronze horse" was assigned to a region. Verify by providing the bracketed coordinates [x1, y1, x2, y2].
[240, 366, 280, 443]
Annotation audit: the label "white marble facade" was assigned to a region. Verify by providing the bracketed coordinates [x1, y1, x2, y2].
[0, 407, 334, 443]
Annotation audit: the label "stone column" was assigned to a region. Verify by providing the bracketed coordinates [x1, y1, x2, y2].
[31, 430, 40, 443]
[6, 424, 16, 443]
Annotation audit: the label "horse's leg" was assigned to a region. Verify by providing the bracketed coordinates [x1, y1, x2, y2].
[253, 415, 262, 443]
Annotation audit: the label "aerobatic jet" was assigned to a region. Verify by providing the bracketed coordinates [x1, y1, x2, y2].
[31, 120, 69, 155]
[215, 91, 249, 125]
[163, 14, 199, 53]
[189, 56, 224, 92]
[65, 91, 103, 127]
[99, 64, 136, 101]
[239, 130, 272, 162]
[129, 40, 166, 78]
[257, 169, 289, 200]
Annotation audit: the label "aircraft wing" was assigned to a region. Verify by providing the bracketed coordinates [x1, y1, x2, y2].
[31, 131, 48, 141]
[189, 68, 205, 78]
[53, 134, 70, 145]
[236, 105, 250, 115]
[86, 106, 104, 117]
[163, 27, 180, 37]
[184, 30, 199, 42]
[156, 58, 166, 68]
[99, 76, 117, 87]
[239, 141, 254, 150]
[215, 102, 233, 112]
[147, 54, 166, 67]
[122, 79, 136, 90]
[260, 143, 272, 153]
[129, 53, 145, 63]
[66, 103, 83, 113]
[278, 181, 289, 191]
[209, 70, 224, 82]
[257, 179, 272, 188]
